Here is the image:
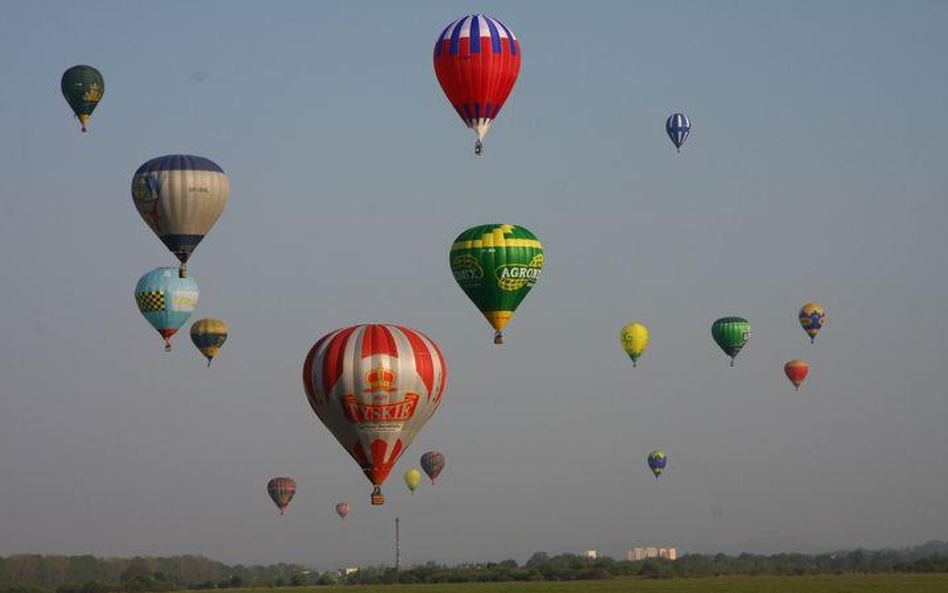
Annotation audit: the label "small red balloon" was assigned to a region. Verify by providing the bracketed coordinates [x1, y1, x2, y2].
[784, 360, 810, 391]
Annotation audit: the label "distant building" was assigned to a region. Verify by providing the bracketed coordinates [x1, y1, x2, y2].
[667, 548, 677, 561]
[646, 547, 659, 559]
[627, 548, 646, 561]
[340, 567, 359, 576]
[582, 550, 598, 559]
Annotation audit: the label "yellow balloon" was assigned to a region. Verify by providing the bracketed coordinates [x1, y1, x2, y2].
[619, 323, 649, 367]
[190, 318, 229, 367]
[403, 468, 421, 493]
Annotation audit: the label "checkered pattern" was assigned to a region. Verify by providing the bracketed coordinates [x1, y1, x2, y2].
[135, 291, 165, 313]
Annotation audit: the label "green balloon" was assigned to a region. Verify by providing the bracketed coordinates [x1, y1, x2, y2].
[449, 224, 544, 344]
[711, 317, 751, 365]
[61, 65, 104, 132]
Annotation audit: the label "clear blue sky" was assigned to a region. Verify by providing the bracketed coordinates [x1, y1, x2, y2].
[1, 0, 947, 567]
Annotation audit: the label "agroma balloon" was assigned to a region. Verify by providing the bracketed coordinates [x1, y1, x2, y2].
[434, 15, 521, 155]
[420, 451, 445, 484]
[666, 113, 690, 153]
[404, 468, 421, 494]
[131, 155, 229, 278]
[190, 318, 228, 367]
[799, 302, 825, 343]
[61, 65, 104, 132]
[134, 267, 198, 352]
[267, 477, 296, 515]
[712, 317, 751, 366]
[450, 224, 543, 344]
[303, 324, 447, 505]
[335, 502, 351, 520]
[648, 450, 667, 479]
[784, 360, 809, 391]
[620, 323, 650, 367]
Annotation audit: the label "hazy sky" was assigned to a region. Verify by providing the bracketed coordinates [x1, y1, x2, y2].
[1, 0, 947, 569]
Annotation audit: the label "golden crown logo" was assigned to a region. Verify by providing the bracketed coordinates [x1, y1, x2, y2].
[364, 365, 397, 393]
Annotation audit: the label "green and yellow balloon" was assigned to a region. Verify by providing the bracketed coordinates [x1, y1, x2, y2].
[190, 318, 228, 367]
[449, 224, 544, 344]
[61, 65, 104, 133]
[620, 323, 649, 367]
[404, 468, 421, 494]
[711, 317, 751, 366]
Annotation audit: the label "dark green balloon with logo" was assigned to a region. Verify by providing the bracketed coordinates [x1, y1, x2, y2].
[449, 224, 544, 345]
[61, 65, 104, 132]
[711, 316, 751, 366]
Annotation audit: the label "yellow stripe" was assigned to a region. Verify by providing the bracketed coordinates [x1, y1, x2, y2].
[482, 311, 513, 331]
[451, 238, 542, 251]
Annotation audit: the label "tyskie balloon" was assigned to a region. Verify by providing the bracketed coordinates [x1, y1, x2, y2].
[620, 323, 650, 367]
[61, 65, 104, 132]
[666, 113, 690, 153]
[190, 318, 228, 367]
[434, 15, 521, 155]
[799, 302, 825, 343]
[420, 451, 445, 484]
[712, 317, 751, 366]
[267, 477, 296, 515]
[335, 502, 351, 520]
[131, 155, 229, 277]
[404, 468, 421, 493]
[303, 324, 447, 505]
[450, 224, 543, 344]
[134, 267, 198, 352]
[647, 450, 667, 479]
[784, 360, 809, 391]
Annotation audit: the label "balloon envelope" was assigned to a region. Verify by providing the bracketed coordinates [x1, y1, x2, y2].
[190, 318, 228, 366]
[335, 502, 351, 519]
[666, 113, 690, 152]
[620, 323, 650, 367]
[131, 155, 229, 274]
[434, 15, 521, 153]
[61, 65, 104, 132]
[450, 224, 543, 344]
[711, 317, 751, 365]
[267, 477, 296, 515]
[420, 451, 445, 484]
[134, 267, 198, 351]
[784, 360, 809, 390]
[303, 324, 447, 505]
[404, 468, 421, 493]
[648, 450, 667, 479]
[799, 302, 825, 343]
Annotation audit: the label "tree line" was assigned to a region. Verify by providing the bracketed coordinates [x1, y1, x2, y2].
[2, 540, 947, 592]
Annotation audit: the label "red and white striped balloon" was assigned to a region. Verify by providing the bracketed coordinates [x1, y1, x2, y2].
[303, 324, 447, 505]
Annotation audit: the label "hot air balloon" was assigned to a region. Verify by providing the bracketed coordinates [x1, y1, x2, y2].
[134, 267, 199, 352]
[267, 477, 296, 515]
[784, 360, 809, 391]
[335, 502, 351, 520]
[450, 224, 543, 344]
[712, 317, 751, 366]
[404, 468, 421, 494]
[620, 323, 650, 367]
[666, 113, 690, 153]
[420, 451, 445, 484]
[131, 155, 229, 278]
[647, 450, 667, 479]
[434, 15, 521, 155]
[61, 65, 104, 132]
[303, 324, 447, 505]
[190, 318, 228, 367]
[799, 302, 825, 343]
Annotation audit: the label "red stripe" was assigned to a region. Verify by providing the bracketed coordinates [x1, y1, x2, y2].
[322, 326, 358, 397]
[397, 326, 435, 399]
[361, 324, 398, 359]
[302, 335, 329, 403]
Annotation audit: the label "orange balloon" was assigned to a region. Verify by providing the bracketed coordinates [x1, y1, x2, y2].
[784, 360, 809, 391]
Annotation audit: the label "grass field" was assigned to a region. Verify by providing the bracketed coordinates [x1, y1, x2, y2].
[222, 574, 948, 593]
